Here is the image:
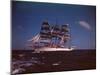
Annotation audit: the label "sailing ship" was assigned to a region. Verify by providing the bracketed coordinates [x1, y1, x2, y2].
[28, 20, 74, 53]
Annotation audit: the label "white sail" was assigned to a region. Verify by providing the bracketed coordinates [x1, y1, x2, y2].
[28, 34, 40, 43]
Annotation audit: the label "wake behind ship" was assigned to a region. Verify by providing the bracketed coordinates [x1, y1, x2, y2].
[28, 20, 74, 53]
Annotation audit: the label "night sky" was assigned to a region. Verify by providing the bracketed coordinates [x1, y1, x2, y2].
[12, 1, 96, 50]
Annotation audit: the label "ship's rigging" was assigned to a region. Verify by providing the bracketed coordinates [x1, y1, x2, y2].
[28, 20, 73, 52]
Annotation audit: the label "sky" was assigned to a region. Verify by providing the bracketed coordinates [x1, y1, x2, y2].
[12, 1, 96, 50]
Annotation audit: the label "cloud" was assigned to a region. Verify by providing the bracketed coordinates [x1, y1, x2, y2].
[78, 21, 91, 30]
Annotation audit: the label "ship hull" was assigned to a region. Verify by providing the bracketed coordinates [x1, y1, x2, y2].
[34, 47, 74, 53]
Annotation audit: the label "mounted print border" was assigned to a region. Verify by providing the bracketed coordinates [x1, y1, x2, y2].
[11, 0, 96, 74]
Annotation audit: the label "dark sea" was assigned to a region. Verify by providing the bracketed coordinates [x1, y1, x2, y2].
[11, 49, 96, 74]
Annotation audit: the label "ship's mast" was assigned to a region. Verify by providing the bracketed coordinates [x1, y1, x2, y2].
[51, 24, 60, 47]
[39, 20, 51, 47]
[59, 24, 70, 48]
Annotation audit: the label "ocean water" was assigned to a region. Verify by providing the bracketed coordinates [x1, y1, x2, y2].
[11, 50, 96, 74]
